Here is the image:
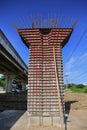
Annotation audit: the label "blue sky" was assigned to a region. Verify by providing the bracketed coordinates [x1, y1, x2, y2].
[0, 0, 87, 84]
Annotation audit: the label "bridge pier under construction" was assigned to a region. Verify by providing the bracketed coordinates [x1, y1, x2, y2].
[17, 20, 73, 127]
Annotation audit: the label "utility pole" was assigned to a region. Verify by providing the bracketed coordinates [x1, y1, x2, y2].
[64, 74, 69, 89]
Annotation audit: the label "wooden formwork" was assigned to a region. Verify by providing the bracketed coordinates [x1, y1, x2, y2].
[17, 28, 73, 125]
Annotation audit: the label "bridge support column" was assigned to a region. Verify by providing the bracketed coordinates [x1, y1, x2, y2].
[6, 75, 15, 93]
[21, 82, 26, 91]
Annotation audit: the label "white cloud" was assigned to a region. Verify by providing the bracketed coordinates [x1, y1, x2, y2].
[64, 56, 80, 83]
[64, 53, 87, 84]
[65, 57, 76, 70]
[79, 52, 87, 60]
[64, 72, 71, 76]
[83, 83, 87, 85]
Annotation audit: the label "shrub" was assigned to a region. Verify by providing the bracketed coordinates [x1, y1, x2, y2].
[77, 84, 85, 88]
[84, 88, 87, 93]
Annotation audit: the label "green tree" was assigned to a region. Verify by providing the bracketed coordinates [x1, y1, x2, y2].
[77, 84, 85, 88]
[0, 75, 6, 90]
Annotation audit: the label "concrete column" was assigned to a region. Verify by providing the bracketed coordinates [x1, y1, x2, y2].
[6, 75, 15, 93]
[21, 82, 26, 91]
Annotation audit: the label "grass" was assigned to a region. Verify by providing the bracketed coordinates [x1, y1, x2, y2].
[69, 85, 87, 93]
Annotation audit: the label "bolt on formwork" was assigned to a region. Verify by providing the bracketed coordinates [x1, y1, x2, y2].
[16, 19, 73, 127]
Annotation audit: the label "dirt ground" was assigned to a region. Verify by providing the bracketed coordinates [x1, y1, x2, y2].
[14, 91, 87, 130]
[65, 90, 87, 110]
[0, 90, 87, 130]
[64, 90, 87, 130]
[10, 110, 87, 130]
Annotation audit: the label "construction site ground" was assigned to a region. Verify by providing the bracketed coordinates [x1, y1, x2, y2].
[0, 90, 87, 130]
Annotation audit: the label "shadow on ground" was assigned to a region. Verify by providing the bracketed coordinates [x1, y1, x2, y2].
[64, 100, 78, 130]
[0, 92, 27, 130]
[0, 92, 27, 111]
[65, 100, 78, 115]
[0, 110, 25, 130]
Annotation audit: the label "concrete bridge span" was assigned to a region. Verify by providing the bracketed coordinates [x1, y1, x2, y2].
[0, 29, 28, 92]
